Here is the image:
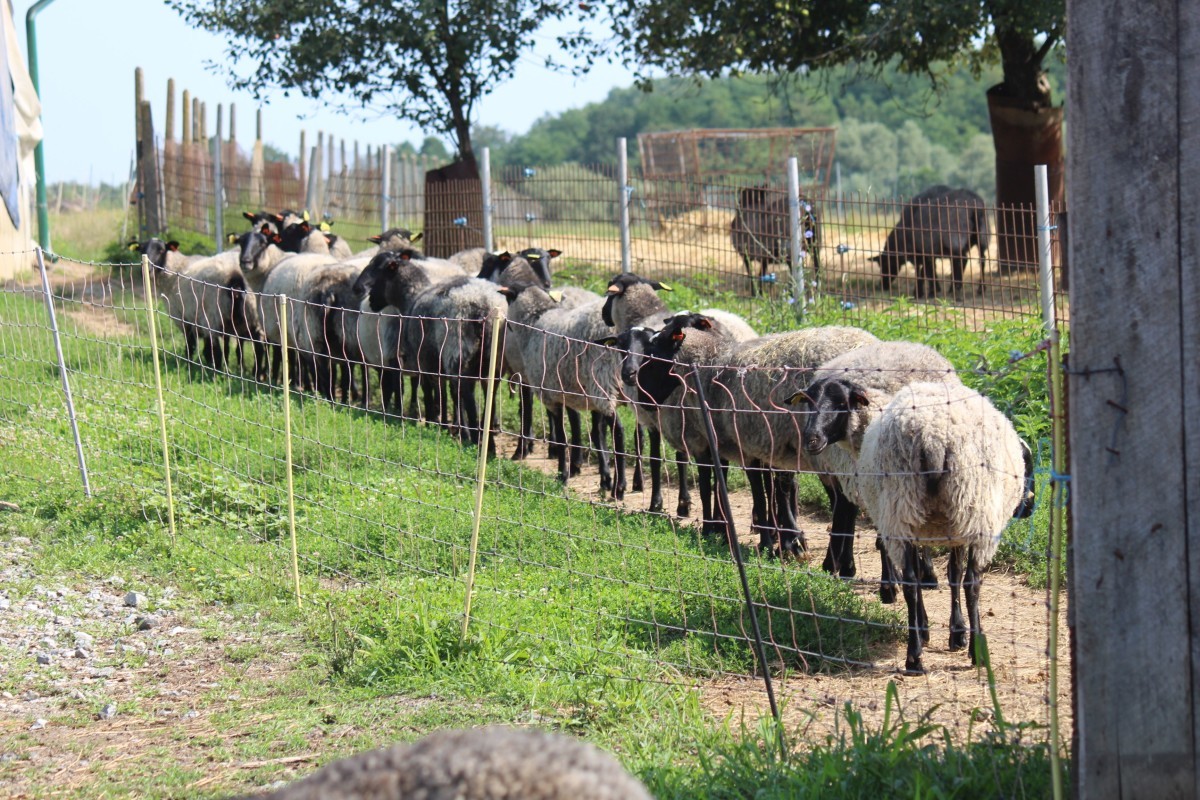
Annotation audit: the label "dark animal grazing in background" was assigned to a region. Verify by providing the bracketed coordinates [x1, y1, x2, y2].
[730, 184, 820, 297]
[871, 185, 990, 300]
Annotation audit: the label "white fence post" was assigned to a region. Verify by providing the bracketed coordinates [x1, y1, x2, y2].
[481, 146, 494, 253]
[787, 156, 807, 314]
[618, 137, 632, 274]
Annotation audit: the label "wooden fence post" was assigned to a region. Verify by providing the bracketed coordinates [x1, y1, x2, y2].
[1067, 0, 1199, 796]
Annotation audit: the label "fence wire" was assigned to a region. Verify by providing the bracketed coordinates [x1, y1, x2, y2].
[1, 238, 1067, 761]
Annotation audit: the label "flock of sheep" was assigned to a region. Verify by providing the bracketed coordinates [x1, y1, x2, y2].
[137, 197, 1033, 678]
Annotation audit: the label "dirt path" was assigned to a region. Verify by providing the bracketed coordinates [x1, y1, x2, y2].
[495, 430, 1070, 745]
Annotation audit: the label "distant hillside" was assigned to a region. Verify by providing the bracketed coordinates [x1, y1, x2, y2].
[482, 54, 1066, 201]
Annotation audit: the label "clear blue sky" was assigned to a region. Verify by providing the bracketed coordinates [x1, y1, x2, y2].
[12, 0, 639, 184]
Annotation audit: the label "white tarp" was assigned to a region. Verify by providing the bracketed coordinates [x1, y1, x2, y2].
[0, 0, 42, 277]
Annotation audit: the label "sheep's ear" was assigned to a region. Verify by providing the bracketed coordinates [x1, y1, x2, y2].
[319, 221, 332, 233]
[302, 209, 311, 222]
[411, 231, 423, 243]
[548, 290, 564, 302]
[654, 281, 673, 291]
[496, 286, 516, 299]
[226, 233, 238, 244]
[848, 387, 870, 408]
[126, 240, 140, 251]
[167, 241, 180, 251]
[547, 248, 562, 258]
[242, 211, 257, 222]
[605, 284, 622, 294]
[367, 234, 383, 244]
[595, 336, 619, 347]
[868, 255, 881, 264]
[785, 390, 812, 407]
[499, 252, 512, 263]
[271, 213, 285, 223]
[695, 316, 713, 330]
[670, 328, 686, 342]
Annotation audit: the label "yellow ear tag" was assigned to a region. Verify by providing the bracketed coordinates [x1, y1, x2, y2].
[548, 290, 564, 302]
[319, 222, 332, 232]
[659, 282, 673, 291]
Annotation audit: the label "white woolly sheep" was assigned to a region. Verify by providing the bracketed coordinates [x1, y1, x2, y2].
[792, 340, 960, 596]
[800, 378, 1034, 673]
[238, 726, 652, 800]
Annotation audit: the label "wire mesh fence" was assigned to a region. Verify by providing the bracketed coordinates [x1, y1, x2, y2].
[154, 142, 1066, 342]
[0, 241, 1069, 763]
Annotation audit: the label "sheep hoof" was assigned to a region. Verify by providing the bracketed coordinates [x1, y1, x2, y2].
[879, 583, 898, 604]
[904, 657, 926, 675]
[648, 498, 664, 514]
[599, 474, 613, 492]
[676, 500, 691, 517]
[612, 484, 625, 501]
[779, 535, 808, 560]
[949, 629, 967, 651]
[702, 521, 728, 537]
[631, 474, 644, 493]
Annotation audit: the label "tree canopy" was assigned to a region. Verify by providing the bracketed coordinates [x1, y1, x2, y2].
[579, 0, 1063, 109]
[167, 0, 573, 173]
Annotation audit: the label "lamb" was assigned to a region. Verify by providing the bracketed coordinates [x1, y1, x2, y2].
[798, 378, 1034, 673]
[239, 726, 652, 800]
[791, 341, 960, 597]
[137, 238, 266, 378]
[730, 184, 821, 297]
[871, 184, 989, 300]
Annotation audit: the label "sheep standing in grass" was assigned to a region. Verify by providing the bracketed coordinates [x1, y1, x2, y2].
[730, 184, 820, 297]
[792, 341, 959, 598]
[520, 287, 626, 496]
[798, 378, 1034, 673]
[241, 726, 652, 800]
[138, 238, 266, 378]
[366, 251, 507, 448]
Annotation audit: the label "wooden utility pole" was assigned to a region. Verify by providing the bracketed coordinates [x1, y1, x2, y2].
[1068, 0, 1199, 797]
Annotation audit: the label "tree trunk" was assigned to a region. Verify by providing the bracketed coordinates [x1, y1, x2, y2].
[424, 157, 482, 259]
[988, 30, 1065, 272]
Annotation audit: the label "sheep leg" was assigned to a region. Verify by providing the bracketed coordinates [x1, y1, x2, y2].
[592, 411, 613, 493]
[741, 253, 758, 297]
[821, 479, 859, 579]
[902, 543, 926, 674]
[947, 547, 968, 651]
[918, 548, 938, 589]
[567, 408, 585, 477]
[951, 253, 967, 300]
[182, 324, 197, 368]
[205, 332, 225, 373]
[675, 451, 692, 517]
[549, 404, 570, 483]
[772, 471, 806, 557]
[647, 428, 664, 513]
[966, 548, 985, 666]
[511, 383, 535, 460]
[630, 425, 644, 493]
[697, 461, 727, 537]
[252, 339, 268, 383]
[381, 369, 401, 416]
[611, 414, 627, 500]
[747, 464, 774, 553]
[878, 535, 899, 604]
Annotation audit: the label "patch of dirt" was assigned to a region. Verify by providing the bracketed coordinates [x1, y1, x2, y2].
[492, 429, 1070, 746]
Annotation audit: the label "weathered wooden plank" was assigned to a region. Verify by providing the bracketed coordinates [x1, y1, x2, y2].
[1068, 0, 1195, 797]
[1182, 0, 1200, 798]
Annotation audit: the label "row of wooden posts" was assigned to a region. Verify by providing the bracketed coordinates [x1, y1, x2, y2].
[132, 68, 442, 250]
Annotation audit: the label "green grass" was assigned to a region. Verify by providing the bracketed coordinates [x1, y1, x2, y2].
[0, 266, 1065, 797]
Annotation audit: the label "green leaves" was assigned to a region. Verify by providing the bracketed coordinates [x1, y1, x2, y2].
[165, 0, 574, 161]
